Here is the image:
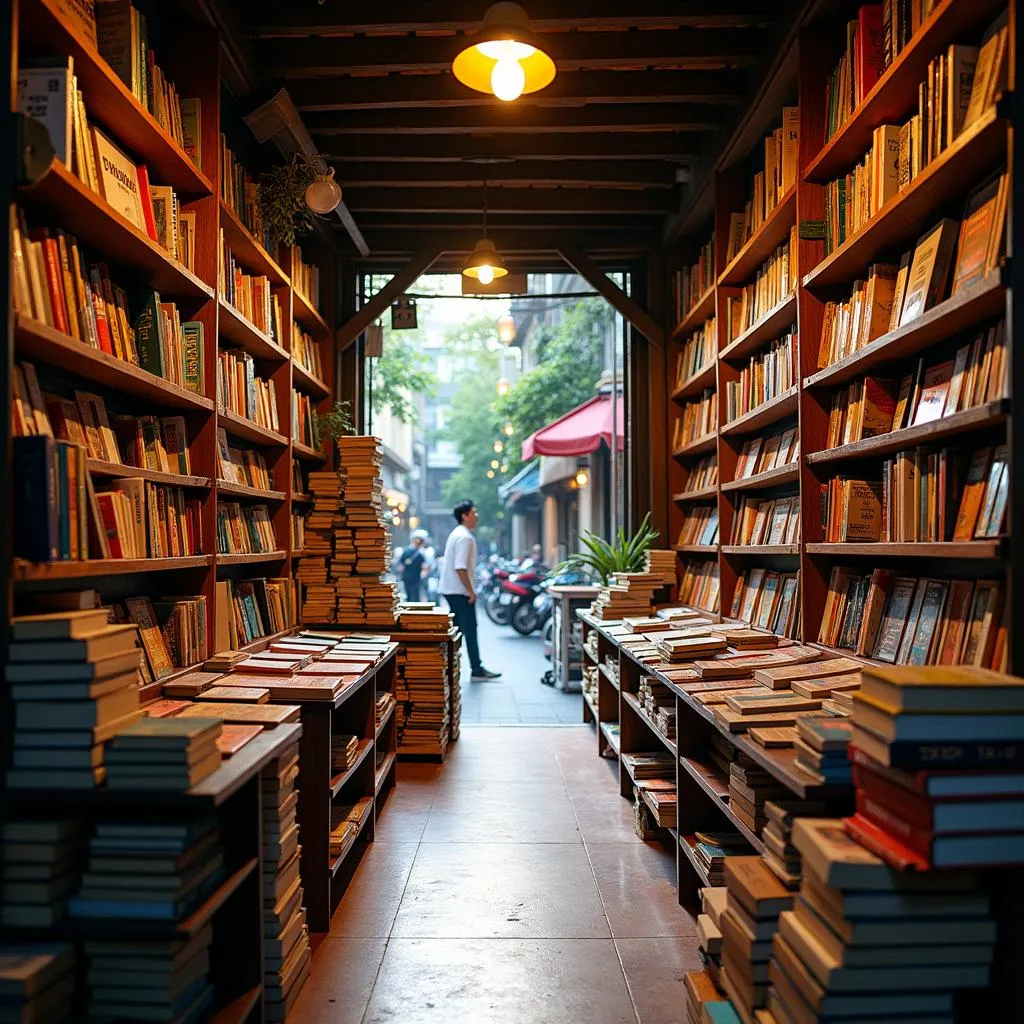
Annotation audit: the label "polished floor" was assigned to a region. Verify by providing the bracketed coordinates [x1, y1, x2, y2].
[290, 726, 701, 1024]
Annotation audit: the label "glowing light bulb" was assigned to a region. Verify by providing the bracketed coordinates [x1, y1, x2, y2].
[496, 377, 510, 396]
[304, 170, 342, 214]
[491, 54, 525, 101]
[477, 262, 495, 285]
[504, 422, 514, 436]
[493, 441, 504, 453]
[487, 470, 495, 479]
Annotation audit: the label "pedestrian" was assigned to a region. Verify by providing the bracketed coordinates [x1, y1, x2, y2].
[439, 499, 501, 681]
[398, 531, 428, 602]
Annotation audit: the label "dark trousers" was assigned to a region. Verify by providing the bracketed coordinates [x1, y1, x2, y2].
[444, 593, 481, 673]
[404, 577, 422, 602]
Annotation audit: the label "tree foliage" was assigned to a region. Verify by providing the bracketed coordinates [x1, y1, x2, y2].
[369, 329, 437, 425]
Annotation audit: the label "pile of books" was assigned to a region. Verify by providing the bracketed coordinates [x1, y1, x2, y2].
[694, 831, 749, 886]
[262, 746, 311, 1021]
[698, 886, 727, 984]
[296, 470, 344, 622]
[657, 634, 728, 663]
[720, 856, 794, 1019]
[846, 665, 1024, 870]
[331, 733, 360, 773]
[398, 607, 453, 632]
[635, 779, 677, 831]
[104, 718, 223, 791]
[638, 676, 676, 740]
[6, 610, 142, 790]
[621, 751, 675, 780]
[761, 799, 829, 890]
[770, 818, 995, 1024]
[729, 756, 792, 835]
[84, 926, 214, 1023]
[398, 642, 450, 756]
[450, 632, 463, 741]
[330, 798, 373, 860]
[0, 944, 75, 1022]
[683, 968, 722, 1024]
[794, 716, 853, 786]
[643, 548, 677, 584]
[0, 818, 87, 928]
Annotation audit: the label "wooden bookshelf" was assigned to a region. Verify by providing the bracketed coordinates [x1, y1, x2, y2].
[718, 292, 797, 363]
[720, 462, 799, 493]
[88, 459, 212, 489]
[720, 386, 798, 436]
[293, 439, 328, 462]
[217, 298, 288, 362]
[805, 541, 1004, 559]
[218, 407, 288, 448]
[672, 432, 718, 459]
[673, 485, 718, 502]
[670, 360, 716, 401]
[721, 544, 800, 557]
[218, 199, 289, 285]
[13, 554, 213, 580]
[216, 480, 288, 502]
[292, 360, 331, 399]
[216, 551, 288, 566]
[672, 543, 719, 555]
[718, 185, 796, 287]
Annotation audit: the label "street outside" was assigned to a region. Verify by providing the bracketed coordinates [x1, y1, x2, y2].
[458, 610, 581, 725]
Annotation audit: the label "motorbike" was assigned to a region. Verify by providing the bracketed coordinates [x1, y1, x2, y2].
[508, 566, 590, 637]
[481, 559, 517, 626]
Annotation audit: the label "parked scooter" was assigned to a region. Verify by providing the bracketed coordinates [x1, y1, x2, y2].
[481, 558, 517, 626]
[509, 566, 590, 636]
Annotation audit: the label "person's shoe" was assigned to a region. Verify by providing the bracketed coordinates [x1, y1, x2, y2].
[471, 667, 502, 680]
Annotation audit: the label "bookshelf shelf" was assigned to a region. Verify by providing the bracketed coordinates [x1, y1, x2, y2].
[672, 432, 718, 459]
[719, 292, 797, 363]
[292, 288, 331, 337]
[720, 386, 798, 437]
[216, 551, 288, 566]
[719, 185, 796, 287]
[680, 756, 765, 854]
[622, 691, 678, 757]
[14, 315, 215, 412]
[329, 739, 374, 797]
[329, 800, 374, 877]
[673, 544, 719, 554]
[20, 161, 214, 300]
[219, 200, 289, 285]
[679, 834, 711, 888]
[599, 720, 620, 754]
[293, 440, 327, 463]
[218, 408, 288, 448]
[291, 491, 314, 503]
[582, 686, 598, 721]
[217, 299, 288, 362]
[671, 360, 717, 401]
[806, 541, 1004, 559]
[721, 544, 800, 556]
[292, 360, 331, 398]
[20, 0, 215, 196]
[375, 700, 395, 740]
[175, 858, 260, 938]
[238, 627, 294, 655]
[210, 985, 262, 1024]
[721, 462, 799, 493]
[599, 663, 620, 691]
[802, 108, 1005, 290]
[13, 554, 212, 580]
[803, 0, 1007, 184]
[88, 459, 211, 489]
[673, 485, 719, 503]
[215, 480, 287, 502]
[673, 285, 716, 339]
[803, 273, 1006, 390]
[375, 752, 397, 795]
[806, 401, 1010, 466]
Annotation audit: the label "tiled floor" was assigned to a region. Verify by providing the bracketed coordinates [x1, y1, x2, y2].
[290, 726, 701, 1024]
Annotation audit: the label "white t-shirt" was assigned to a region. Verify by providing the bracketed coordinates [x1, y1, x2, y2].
[439, 525, 476, 596]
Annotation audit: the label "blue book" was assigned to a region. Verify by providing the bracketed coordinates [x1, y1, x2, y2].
[703, 1002, 742, 1024]
[12, 436, 58, 561]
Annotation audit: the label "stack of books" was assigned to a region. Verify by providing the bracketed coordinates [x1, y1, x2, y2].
[621, 751, 675, 779]
[261, 747, 311, 1021]
[83, 927, 214, 1023]
[636, 779, 676, 831]
[104, 718, 223, 791]
[589, 571, 665, 620]
[708, 731, 741, 780]
[658, 634, 728, 662]
[846, 665, 1024, 870]
[683, 969, 724, 1024]
[720, 856, 794, 1018]
[0, 945, 76, 1022]
[331, 733, 360, 773]
[71, 815, 224, 919]
[770, 818, 995, 1024]
[761, 800, 829, 890]
[450, 631, 463, 741]
[638, 676, 676, 740]
[296, 469, 344, 622]
[694, 831, 749, 885]
[330, 798, 373, 861]
[398, 607, 452, 631]
[398, 642, 450, 756]
[729, 757, 792, 835]
[6, 611, 142, 790]
[794, 716, 853, 786]
[643, 548, 677, 584]
[0, 818, 87, 928]
[699, 886, 728, 984]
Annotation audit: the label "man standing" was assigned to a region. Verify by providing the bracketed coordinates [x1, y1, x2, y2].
[398, 531, 427, 602]
[439, 499, 501, 681]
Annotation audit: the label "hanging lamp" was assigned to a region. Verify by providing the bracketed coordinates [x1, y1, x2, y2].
[462, 180, 508, 285]
[452, 3, 556, 102]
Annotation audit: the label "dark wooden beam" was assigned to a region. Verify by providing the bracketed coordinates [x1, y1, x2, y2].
[349, 227, 662, 255]
[332, 160, 679, 188]
[288, 70, 748, 111]
[558, 248, 664, 346]
[257, 29, 763, 77]
[343, 186, 674, 215]
[336, 248, 440, 349]
[352, 213, 659, 231]
[303, 104, 726, 135]
[246, 1, 775, 36]
[318, 132, 700, 162]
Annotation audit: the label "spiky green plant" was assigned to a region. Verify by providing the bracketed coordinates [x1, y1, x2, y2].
[553, 512, 659, 584]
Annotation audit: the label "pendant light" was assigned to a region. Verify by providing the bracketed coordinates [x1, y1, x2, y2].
[462, 180, 508, 285]
[452, 3, 556, 102]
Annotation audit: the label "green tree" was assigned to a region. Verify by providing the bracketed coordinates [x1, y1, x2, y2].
[367, 330, 436, 425]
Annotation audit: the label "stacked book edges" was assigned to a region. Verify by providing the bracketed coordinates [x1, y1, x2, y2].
[262, 746, 311, 1021]
[104, 717, 223, 791]
[643, 548, 678, 585]
[7, 610, 142, 791]
[330, 798, 373, 860]
[846, 665, 1024, 871]
[0, 944, 75, 1024]
[590, 571, 668, 621]
[693, 831, 749, 887]
[397, 640, 450, 755]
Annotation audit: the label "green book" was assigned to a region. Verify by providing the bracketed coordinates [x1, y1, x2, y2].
[181, 322, 204, 395]
[132, 290, 165, 378]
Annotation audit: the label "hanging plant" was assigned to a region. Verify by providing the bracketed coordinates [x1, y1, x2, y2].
[258, 158, 317, 247]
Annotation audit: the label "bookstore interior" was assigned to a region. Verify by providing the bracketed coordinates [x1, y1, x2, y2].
[1, 0, 1023, 1021]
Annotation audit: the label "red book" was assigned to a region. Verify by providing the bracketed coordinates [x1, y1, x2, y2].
[843, 810, 930, 871]
[136, 164, 158, 241]
[29, 229, 70, 335]
[855, 789, 935, 862]
[94, 492, 125, 559]
[87, 266, 114, 354]
[855, 5, 885, 104]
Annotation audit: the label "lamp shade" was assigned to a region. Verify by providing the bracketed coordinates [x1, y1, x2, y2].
[305, 168, 342, 214]
[461, 237, 508, 283]
[452, 3, 556, 100]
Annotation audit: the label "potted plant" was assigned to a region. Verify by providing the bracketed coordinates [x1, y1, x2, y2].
[553, 512, 659, 585]
[258, 158, 318, 248]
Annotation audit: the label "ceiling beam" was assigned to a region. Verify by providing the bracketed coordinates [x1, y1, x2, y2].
[303, 104, 726, 135]
[346, 229, 661, 256]
[257, 29, 763, 77]
[331, 160, 679, 188]
[336, 248, 441, 349]
[319, 132, 699, 161]
[246, 1, 775, 36]
[350, 214, 660, 231]
[287, 69, 749, 112]
[342, 186, 674, 215]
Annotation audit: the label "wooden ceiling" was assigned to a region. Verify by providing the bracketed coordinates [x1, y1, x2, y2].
[238, 1, 797, 263]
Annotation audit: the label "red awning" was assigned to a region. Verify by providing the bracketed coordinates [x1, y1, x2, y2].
[521, 395, 624, 461]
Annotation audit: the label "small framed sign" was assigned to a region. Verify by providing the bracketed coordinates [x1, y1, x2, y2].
[391, 297, 417, 329]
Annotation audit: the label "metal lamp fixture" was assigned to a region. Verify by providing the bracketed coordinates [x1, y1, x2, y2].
[304, 165, 342, 214]
[452, 3, 556, 102]
[497, 313, 516, 344]
[462, 180, 508, 285]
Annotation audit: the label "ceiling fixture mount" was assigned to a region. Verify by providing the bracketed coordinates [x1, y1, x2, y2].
[452, 3, 556, 102]
[462, 180, 509, 285]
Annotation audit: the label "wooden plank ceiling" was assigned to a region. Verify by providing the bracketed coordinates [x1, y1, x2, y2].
[241, 1, 788, 264]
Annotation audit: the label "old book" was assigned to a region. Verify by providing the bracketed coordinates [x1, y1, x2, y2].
[895, 580, 930, 665]
[951, 448, 993, 540]
[92, 130, 146, 233]
[753, 659, 859, 690]
[887, 250, 913, 333]
[856, 568, 894, 656]
[196, 685, 269, 704]
[749, 726, 797, 748]
[899, 220, 959, 326]
[911, 360, 953, 425]
[176, 702, 299, 726]
[791, 673, 861, 699]
[975, 444, 1008, 538]
[952, 174, 1002, 295]
[871, 577, 918, 663]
